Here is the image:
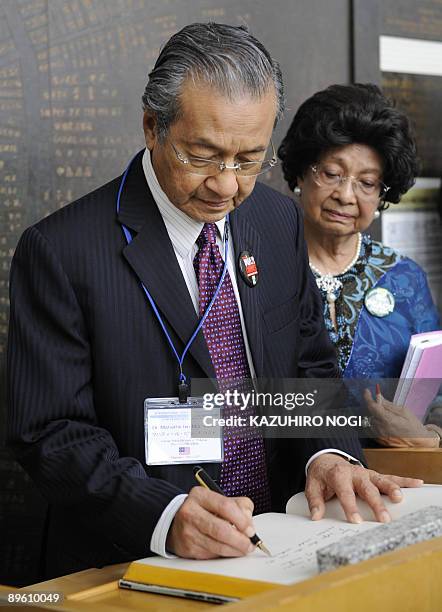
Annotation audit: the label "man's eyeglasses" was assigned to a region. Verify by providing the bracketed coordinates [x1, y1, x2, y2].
[311, 164, 390, 201]
[170, 140, 278, 177]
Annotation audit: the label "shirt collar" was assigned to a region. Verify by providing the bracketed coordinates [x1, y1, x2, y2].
[142, 148, 226, 257]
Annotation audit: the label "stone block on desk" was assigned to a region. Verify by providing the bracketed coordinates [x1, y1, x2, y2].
[317, 506, 442, 573]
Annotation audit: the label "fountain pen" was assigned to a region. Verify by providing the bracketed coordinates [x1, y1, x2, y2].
[193, 465, 271, 556]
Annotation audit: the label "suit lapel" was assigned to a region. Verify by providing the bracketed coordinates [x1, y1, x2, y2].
[230, 209, 265, 378]
[117, 152, 215, 379]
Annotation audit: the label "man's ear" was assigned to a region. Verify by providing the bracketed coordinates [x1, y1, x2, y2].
[143, 110, 157, 150]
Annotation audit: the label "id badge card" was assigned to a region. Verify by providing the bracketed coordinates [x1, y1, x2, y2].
[144, 397, 223, 466]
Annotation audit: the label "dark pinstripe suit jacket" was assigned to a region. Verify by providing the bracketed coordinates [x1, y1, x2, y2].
[7, 150, 363, 578]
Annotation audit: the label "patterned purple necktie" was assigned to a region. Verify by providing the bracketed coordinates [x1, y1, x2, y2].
[194, 223, 271, 514]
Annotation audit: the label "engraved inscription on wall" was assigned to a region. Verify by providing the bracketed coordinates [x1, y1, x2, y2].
[382, 73, 442, 176]
[0, 0, 352, 394]
[381, 0, 442, 176]
[383, 0, 442, 39]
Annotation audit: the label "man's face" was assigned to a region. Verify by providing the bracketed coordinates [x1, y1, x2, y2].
[143, 80, 277, 222]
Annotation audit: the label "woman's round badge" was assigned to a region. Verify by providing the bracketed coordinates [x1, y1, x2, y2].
[364, 287, 395, 317]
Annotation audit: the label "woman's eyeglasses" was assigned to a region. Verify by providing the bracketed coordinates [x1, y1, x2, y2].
[311, 164, 390, 201]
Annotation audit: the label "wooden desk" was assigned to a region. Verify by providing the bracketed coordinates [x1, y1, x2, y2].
[364, 447, 442, 483]
[227, 537, 442, 611]
[13, 448, 442, 611]
[19, 537, 442, 611]
[21, 563, 209, 611]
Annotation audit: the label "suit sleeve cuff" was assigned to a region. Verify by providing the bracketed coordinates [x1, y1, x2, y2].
[305, 448, 362, 476]
[150, 493, 188, 557]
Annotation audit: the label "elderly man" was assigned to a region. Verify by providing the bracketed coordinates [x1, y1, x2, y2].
[7, 23, 420, 578]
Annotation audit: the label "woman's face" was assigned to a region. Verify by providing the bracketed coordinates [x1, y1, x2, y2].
[297, 144, 383, 238]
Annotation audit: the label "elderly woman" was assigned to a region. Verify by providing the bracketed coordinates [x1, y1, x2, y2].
[278, 83, 441, 446]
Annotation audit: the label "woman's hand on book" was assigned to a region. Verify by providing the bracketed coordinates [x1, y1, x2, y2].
[364, 388, 440, 448]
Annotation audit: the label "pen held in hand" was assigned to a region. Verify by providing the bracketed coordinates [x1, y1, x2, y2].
[193, 465, 271, 557]
[375, 383, 382, 404]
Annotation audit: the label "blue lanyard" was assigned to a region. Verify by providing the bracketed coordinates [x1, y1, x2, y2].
[116, 154, 229, 399]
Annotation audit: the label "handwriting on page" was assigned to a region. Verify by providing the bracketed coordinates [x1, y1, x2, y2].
[262, 525, 356, 571]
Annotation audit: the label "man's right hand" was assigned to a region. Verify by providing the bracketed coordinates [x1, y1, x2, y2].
[166, 486, 256, 559]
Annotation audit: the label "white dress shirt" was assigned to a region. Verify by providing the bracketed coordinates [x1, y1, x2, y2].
[141, 149, 359, 557]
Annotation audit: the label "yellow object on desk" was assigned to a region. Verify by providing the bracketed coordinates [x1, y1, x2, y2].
[119, 512, 295, 604]
[120, 561, 275, 603]
[120, 485, 442, 604]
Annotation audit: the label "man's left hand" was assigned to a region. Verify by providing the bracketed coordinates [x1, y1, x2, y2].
[305, 453, 423, 523]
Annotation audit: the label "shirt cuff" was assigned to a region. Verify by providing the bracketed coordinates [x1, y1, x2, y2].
[150, 493, 188, 557]
[305, 448, 362, 476]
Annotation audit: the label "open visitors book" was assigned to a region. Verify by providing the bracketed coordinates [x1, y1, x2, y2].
[119, 485, 442, 603]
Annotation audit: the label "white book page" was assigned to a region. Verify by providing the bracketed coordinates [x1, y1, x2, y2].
[395, 338, 418, 401]
[286, 484, 442, 520]
[394, 336, 442, 405]
[133, 485, 442, 587]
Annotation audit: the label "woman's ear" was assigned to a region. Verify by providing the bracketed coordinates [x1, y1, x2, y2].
[293, 176, 304, 199]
